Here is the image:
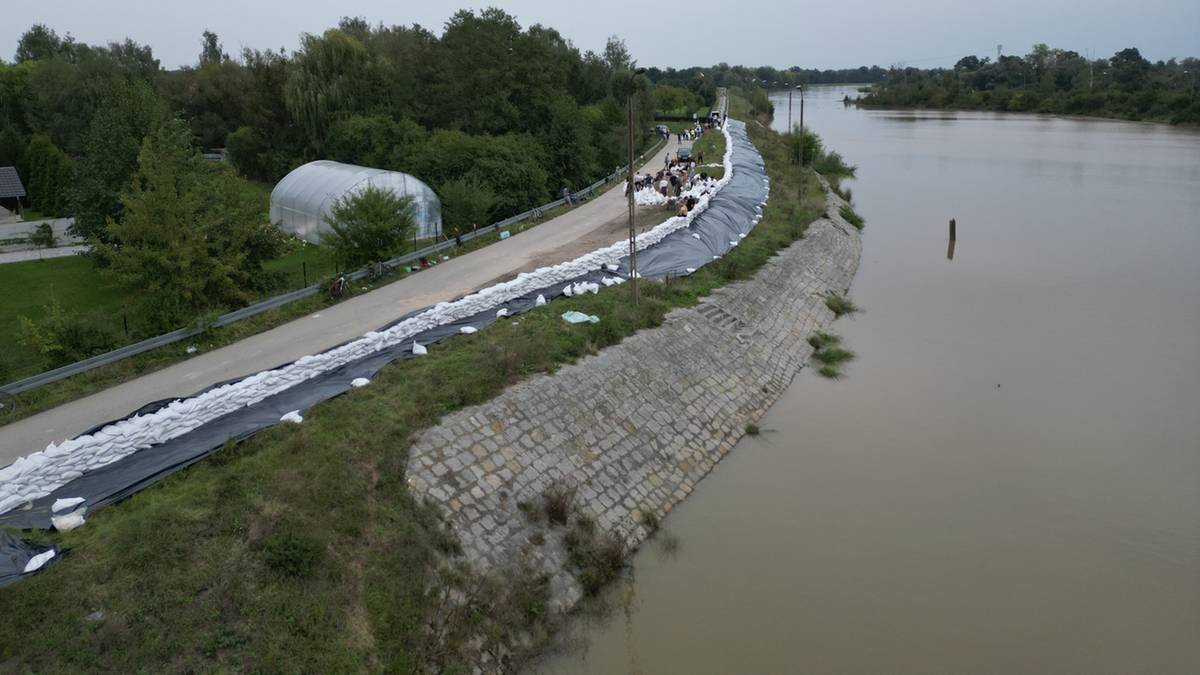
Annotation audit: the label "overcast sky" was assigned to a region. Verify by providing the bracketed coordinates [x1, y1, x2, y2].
[3, 0, 1197, 70]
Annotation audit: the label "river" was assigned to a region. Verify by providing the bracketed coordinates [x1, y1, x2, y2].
[532, 85, 1200, 674]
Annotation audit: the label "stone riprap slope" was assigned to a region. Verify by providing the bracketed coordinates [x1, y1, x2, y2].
[406, 186, 862, 607]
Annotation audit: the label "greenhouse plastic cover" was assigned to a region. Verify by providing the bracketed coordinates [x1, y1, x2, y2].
[270, 160, 443, 243]
[0, 120, 768, 582]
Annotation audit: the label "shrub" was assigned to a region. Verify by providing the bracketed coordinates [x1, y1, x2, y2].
[807, 331, 840, 350]
[814, 347, 856, 366]
[839, 205, 865, 229]
[263, 529, 323, 578]
[826, 293, 858, 317]
[745, 422, 760, 435]
[323, 185, 416, 267]
[541, 483, 576, 526]
[438, 176, 497, 236]
[19, 299, 119, 369]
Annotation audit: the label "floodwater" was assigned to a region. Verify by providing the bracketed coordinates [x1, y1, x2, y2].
[532, 85, 1200, 674]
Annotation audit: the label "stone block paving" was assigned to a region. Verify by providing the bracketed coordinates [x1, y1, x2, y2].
[406, 189, 862, 608]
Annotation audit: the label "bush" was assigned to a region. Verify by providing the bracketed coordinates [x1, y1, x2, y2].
[825, 293, 858, 317]
[323, 185, 416, 267]
[438, 176, 497, 236]
[19, 299, 119, 369]
[839, 205, 865, 229]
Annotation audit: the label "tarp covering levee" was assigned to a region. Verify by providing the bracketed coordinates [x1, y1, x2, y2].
[0, 120, 768, 582]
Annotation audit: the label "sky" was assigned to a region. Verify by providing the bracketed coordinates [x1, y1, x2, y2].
[3, 0, 1197, 70]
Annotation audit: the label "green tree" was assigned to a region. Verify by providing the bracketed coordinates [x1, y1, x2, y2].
[26, 134, 73, 215]
[69, 79, 164, 240]
[284, 30, 375, 155]
[98, 118, 280, 325]
[438, 176, 496, 236]
[199, 30, 226, 65]
[325, 115, 426, 168]
[322, 185, 415, 267]
[29, 222, 57, 252]
[15, 24, 73, 63]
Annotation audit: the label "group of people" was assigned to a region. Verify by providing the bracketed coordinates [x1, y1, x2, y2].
[627, 146, 719, 216]
[675, 123, 708, 142]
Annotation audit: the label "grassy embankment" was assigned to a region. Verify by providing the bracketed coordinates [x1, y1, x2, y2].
[0, 140, 665, 425]
[0, 107, 829, 671]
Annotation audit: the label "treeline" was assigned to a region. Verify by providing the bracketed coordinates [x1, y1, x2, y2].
[647, 64, 885, 91]
[0, 10, 658, 234]
[859, 45, 1200, 125]
[645, 64, 884, 117]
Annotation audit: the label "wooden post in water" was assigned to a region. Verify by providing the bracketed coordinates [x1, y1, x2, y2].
[947, 218, 956, 260]
[949, 218, 957, 241]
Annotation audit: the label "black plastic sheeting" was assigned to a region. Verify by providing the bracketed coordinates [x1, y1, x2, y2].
[0, 531, 57, 588]
[0, 120, 768, 583]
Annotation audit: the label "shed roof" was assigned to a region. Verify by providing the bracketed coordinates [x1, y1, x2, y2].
[0, 167, 25, 199]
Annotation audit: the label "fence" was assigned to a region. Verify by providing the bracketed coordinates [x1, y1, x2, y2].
[0, 138, 666, 397]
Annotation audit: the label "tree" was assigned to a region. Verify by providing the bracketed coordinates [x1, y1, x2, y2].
[98, 118, 281, 326]
[26, 134, 73, 215]
[603, 36, 633, 71]
[29, 222, 57, 255]
[284, 30, 375, 155]
[323, 185, 415, 267]
[15, 24, 72, 63]
[325, 115, 426, 168]
[438, 176, 496, 236]
[69, 79, 164, 240]
[199, 30, 226, 65]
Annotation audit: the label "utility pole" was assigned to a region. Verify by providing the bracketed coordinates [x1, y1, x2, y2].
[626, 68, 646, 304]
[788, 87, 793, 131]
[797, 84, 805, 207]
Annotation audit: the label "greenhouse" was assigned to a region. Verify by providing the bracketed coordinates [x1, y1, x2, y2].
[269, 161, 442, 244]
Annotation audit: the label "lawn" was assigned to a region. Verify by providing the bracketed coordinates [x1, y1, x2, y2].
[0, 105, 832, 671]
[0, 256, 129, 380]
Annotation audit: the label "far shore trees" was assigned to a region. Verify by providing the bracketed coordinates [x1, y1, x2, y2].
[323, 185, 415, 267]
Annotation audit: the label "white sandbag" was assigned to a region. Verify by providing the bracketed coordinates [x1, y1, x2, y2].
[280, 410, 304, 424]
[51, 510, 86, 532]
[459, 326, 478, 334]
[535, 294, 546, 306]
[350, 378, 370, 388]
[412, 342, 428, 356]
[51, 497, 85, 513]
[22, 549, 56, 573]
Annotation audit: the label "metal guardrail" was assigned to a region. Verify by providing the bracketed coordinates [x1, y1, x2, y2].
[0, 138, 666, 397]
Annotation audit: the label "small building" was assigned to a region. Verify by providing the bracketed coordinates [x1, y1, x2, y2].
[269, 161, 442, 244]
[0, 166, 27, 219]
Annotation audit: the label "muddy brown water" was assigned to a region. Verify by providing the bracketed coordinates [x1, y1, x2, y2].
[531, 85, 1200, 674]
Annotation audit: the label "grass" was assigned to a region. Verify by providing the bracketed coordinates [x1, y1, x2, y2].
[839, 204, 865, 230]
[0, 138, 667, 423]
[807, 331, 840, 350]
[0, 101, 830, 670]
[817, 365, 842, 379]
[564, 517, 627, 597]
[809, 331, 855, 379]
[825, 293, 858, 317]
[542, 483, 577, 526]
[690, 128, 727, 179]
[745, 422, 760, 435]
[0, 256, 131, 380]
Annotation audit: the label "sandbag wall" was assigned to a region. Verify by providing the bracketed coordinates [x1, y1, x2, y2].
[0, 120, 768, 583]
